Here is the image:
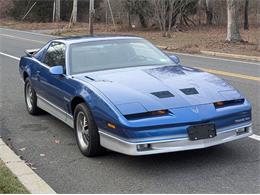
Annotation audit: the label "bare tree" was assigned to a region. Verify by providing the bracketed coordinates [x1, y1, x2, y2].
[0, 0, 13, 18]
[71, 0, 78, 24]
[226, 0, 243, 42]
[205, 0, 213, 25]
[244, 0, 249, 30]
[167, 0, 175, 37]
[153, 0, 198, 37]
[154, 0, 168, 37]
[89, 0, 95, 35]
[54, 0, 61, 22]
[123, 0, 153, 28]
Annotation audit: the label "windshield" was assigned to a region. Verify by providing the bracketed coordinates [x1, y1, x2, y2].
[69, 39, 175, 74]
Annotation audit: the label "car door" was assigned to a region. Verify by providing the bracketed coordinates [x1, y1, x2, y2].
[38, 42, 74, 114]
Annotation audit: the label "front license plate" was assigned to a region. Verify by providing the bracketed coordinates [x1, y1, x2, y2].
[187, 123, 216, 141]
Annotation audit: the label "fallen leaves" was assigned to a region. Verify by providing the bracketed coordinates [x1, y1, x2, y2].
[19, 147, 26, 152]
[25, 162, 37, 170]
[54, 139, 60, 144]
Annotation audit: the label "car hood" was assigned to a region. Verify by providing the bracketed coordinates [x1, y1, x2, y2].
[76, 65, 243, 115]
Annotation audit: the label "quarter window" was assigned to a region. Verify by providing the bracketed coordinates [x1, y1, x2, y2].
[43, 42, 66, 67]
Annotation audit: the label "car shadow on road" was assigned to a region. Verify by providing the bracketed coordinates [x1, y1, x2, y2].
[94, 143, 245, 168]
[30, 112, 257, 175]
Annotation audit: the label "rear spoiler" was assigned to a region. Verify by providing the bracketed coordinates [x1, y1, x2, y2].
[25, 48, 40, 57]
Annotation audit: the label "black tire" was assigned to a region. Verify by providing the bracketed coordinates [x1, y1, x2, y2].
[24, 78, 41, 115]
[74, 103, 104, 157]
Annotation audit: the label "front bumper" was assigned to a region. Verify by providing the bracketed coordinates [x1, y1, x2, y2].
[99, 123, 252, 156]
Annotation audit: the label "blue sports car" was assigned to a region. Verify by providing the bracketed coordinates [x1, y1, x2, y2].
[19, 35, 252, 156]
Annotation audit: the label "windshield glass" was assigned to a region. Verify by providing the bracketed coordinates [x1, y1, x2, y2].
[69, 39, 175, 74]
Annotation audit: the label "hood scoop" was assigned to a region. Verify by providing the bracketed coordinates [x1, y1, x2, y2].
[180, 88, 199, 95]
[151, 91, 174, 98]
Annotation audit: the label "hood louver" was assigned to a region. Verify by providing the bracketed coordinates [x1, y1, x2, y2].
[151, 91, 174, 98]
[180, 88, 199, 95]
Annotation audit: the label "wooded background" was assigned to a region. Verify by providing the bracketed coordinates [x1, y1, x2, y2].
[0, 0, 259, 42]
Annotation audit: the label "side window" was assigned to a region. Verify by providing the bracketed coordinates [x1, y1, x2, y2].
[43, 42, 66, 67]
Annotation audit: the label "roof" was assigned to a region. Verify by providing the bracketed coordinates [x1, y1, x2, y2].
[54, 35, 143, 45]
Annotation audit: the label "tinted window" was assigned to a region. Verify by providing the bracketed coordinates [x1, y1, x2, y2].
[43, 42, 66, 67]
[69, 39, 174, 74]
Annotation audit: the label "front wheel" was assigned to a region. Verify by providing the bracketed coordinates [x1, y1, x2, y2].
[74, 103, 104, 157]
[24, 78, 41, 115]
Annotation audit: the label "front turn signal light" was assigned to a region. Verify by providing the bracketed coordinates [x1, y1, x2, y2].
[214, 101, 224, 106]
[107, 122, 116, 129]
[151, 110, 168, 115]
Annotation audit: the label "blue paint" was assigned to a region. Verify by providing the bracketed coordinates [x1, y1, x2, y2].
[19, 36, 252, 141]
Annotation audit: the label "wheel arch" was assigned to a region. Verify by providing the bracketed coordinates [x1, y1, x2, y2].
[71, 96, 86, 116]
[23, 71, 29, 81]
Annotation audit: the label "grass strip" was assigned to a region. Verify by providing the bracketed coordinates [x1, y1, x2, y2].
[0, 160, 29, 194]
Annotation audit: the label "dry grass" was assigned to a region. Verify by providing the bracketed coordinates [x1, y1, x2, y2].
[1, 19, 259, 57]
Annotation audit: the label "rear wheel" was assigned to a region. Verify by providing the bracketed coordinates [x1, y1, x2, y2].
[24, 78, 41, 115]
[74, 103, 104, 157]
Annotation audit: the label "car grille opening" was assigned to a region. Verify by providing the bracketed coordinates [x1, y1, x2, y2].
[214, 99, 245, 108]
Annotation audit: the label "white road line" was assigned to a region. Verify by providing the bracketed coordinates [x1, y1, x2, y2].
[249, 134, 260, 141]
[168, 51, 260, 66]
[0, 34, 45, 44]
[0, 27, 58, 38]
[1, 49, 260, 144]
[0, 52, 20, 60]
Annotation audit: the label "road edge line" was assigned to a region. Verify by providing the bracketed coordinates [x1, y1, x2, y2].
[249, 134, 260, 141]
[0, 138, 56, 194]
[0, 27, 59, 38]
[0, 52, 20, 61]
[200, 50, 260, 62]
[196, 67, 260, 82]
[157, 46, 260, 65]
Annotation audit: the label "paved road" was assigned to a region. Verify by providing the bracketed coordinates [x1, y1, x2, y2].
[0, 28, 260, 193]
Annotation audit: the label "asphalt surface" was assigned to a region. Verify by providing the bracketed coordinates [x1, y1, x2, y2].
[0, 27, 260, 193]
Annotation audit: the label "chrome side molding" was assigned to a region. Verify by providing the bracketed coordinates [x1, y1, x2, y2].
[37, 95, 74, 128]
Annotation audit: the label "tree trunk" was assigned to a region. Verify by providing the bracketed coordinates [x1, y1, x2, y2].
[226, 0, 243, 42]
[71, 0, 78, 24]
[167, 1, 174, 38]
[197, 0, 203, 25]
[154, 0, 166, 37]
[138, 14, 147, 28]
[89, 0, 95, 35]
[206, 0, 213, 25]
[52, 0, 55, 22]
[244, 0, 249, 30]
[55, 0, 60, 22]
[127, 12, 132, 29]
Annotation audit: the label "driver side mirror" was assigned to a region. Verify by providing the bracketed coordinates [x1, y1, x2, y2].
[169, 55, 180, 64]
[49, 65, 64, 75]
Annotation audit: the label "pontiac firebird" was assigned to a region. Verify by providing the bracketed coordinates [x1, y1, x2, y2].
[19, 36, 252, 156]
